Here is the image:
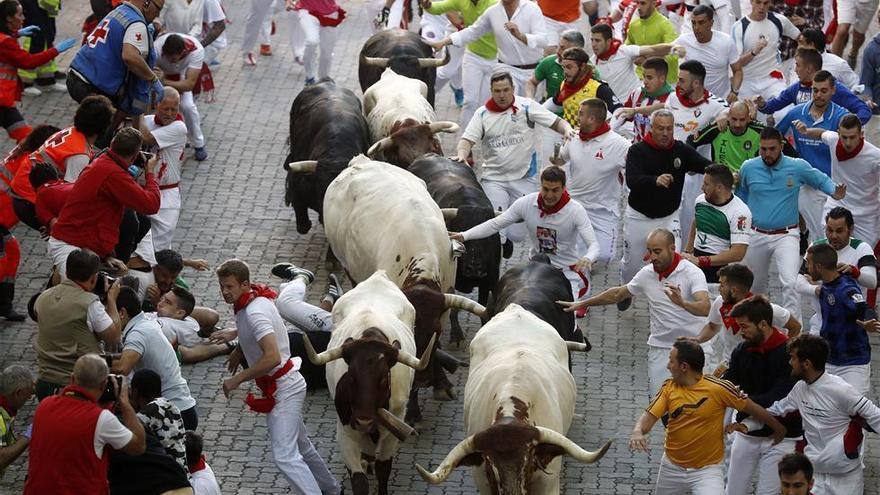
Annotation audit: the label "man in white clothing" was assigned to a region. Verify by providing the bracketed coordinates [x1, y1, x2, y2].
[455, 72, 574, 249]
[793, 29, 860, 91]
[242, 0, 275, 65]
[674, 5, 742, 101]
[139, 87, 186, 251]
[154, 33, 208, 161]
[560, 228, 711, 397]
[432, 0, 551, 94]
[287, 0, 346, 85]
[765, 334, 880, 495]
[214, 259, 339, 494]
[450, 166, 599, 301]
[552, 98, 630, 265]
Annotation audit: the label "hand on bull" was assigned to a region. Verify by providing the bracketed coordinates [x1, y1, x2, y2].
[574, 257, 593, 273]
[557, 299, 586, 313]
[448, 231, 464, 242]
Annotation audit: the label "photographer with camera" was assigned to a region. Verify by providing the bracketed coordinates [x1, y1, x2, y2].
[47, 127, 160, 281]
[111, 286, 198, 430]
[23, 354, 145, 495]
[34, 248, 122, 400]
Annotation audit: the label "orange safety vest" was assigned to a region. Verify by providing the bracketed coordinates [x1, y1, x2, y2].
[0, 33, 21, 107]
[0, 151, 24, 228]
[11, 127, 91, 203]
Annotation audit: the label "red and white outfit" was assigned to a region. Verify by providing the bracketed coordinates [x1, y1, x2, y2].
[821, 131, 880, 247]
[233, 285, 339, 493]
[731, 13, 800, 116]
[612, 86, 673, 142]
[592, 39, 643, 101]
[420, 12, 463, 94]
[559, 122, 631, 264]
[144, 114, 187, 251]
[189, 455, 222, 495]
[290, 0, 345, 81]
[154, 33, 206, 149]
[705, 294, 792, 371]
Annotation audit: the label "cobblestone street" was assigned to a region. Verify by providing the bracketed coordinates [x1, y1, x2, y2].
[1, 0, 879, 493]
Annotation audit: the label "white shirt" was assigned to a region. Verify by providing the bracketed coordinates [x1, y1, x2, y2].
[679, 0, 733, 35]
[461, 192, 600, 267]
[674, 31, 739, 98]
[202, 0, 228, 49]
[450, 0, 550, 65]
[235, 297, 293, 374]
[87, 300, 114, 334]
[147, 312, 202, 348]
[626, 259, 709, 347]
[560, 128, 631, 216]
[145, 114, 188, 187]
[788, 52, 860, 91]
[768, 372, 880, 474]
[821, 131, 880, 219]
[121, 2, 149, 56]
[462, 96, 560, 181]
[692, 193, 752, 254]
[665, 90, 729, 144]
[191, 462, 222, 495]
[94, 410, 134, 458]
[127, 269, 156, 302]
[708, 295, 791, 367]
[592, 44, 642, 100]
[64, 155, 92, 182]
[160, 0, 205, 36]
[731, 13, 800, 80]
[154, 33, 205, 77]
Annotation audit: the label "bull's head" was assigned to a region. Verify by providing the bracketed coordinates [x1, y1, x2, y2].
[362, 49, 450, 80]
[403, 283, 487, 355]
[367, 121, 459, 167]
[302, 329, 435, 440]
[417, 417, 611, 495]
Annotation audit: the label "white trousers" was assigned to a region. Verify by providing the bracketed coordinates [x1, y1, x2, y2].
[460, 51, 497, 130]
[243, 0, 275, 54]
[149, 187, 181, 251]
[481, 175, 538, 243]
[621, 206, 680, 284]
[799, 186, 828, 244]
[582, 206, 618, 265]
[866, 114, 880, 148]
[813, 468, 864, 495]
[257, 0, 282, 45]
[726, 433, 797, 495]
[268, 372, 339, 494]
[420, 15, 463, 91]
[655, 453, 725, 495]
[368, 0, 404, 32]
[133, 228, 157, 266]
[744, 229, 802, 317]
[47, 236, 80, 280]
[648, 345, 672, 399]
[276, 278, 334, 333]
[740, 77, 789, 123]
[294, 10, 337, 81]
[179, 90, 205, 148]
[562, 265, 590, 301]
[826, 363, 872, 397]
[542, 16, 580, 46]
[494, 63, 533, 96]
[679, 173, 703, 247]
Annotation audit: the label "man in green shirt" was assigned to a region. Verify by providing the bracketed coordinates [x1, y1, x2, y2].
[626, 0, 678, 84]
[421, 0, 499, 128]
[525, 29, 585, 105]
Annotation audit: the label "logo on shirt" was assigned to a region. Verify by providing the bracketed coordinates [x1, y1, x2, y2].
[786, 176, 794, 188]
[595, 149, 604, 160]
[826, 293, 836, 306]
[670, 397, 708, 419]
[737, 215, 748, 231]
[87, 19, 111, 48]
[673, 158, 682, 169]
[743, 141, 752, 151]
[135, 32, 142, 42]
[694, 109, 702, 118]
[536, 226, 558, 254]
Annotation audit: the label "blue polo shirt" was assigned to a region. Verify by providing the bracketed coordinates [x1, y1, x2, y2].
[776, 101, 849, 177]
[738, 155, 836, 230]
[819, 274, 873, 366]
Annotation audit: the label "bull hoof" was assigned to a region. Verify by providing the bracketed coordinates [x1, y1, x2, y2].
[296, 218, 313, 234]
[350, 472, 369, 495]
[433, 386, 457, 401]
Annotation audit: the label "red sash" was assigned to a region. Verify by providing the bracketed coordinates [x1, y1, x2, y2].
[245, 359, 294, 413]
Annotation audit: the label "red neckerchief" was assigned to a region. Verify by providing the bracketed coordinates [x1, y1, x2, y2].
[597, 39, 622, 61]
[720, 292, 752, 334]
[802, 81, 813, 88]
[485, 97, 517, 114]
[675, 87, 709, 108]
[189, 454, 207, 474]
[537, 190, 571, 218]
[746, 328, 789, 354]
[554, 71, 593, 105]
[0, 394, 17, 416]
[836, 138, 865, 161]
[182, 37, 197, 57]
[643, 132, 674, 151]
[655, 252, 682, 280]
[579, 122, 611, 141]
[233, 284, 278, 314]
[245, 358, 294, 413]
[61, 385, 99, 402]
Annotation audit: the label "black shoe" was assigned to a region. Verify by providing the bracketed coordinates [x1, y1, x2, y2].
[323, 273, 344, 304]
[800, 230, 810, 256]
[0, 308, 25, 322]
[271, 263, 315, 283]
[617, 297, 632, 311]
[502, 239, 514, 259]
[0, 283, 25, 322]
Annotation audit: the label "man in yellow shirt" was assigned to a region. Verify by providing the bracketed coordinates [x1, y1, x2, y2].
[630, 338, 787, 494]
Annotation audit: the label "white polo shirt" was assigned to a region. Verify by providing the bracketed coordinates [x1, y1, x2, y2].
[463, 96, 560, 181]
[626, 257, 709, 348]
[560, 128, 631, 217]
[665, 89, 729, 144]
[450, 1, 549, 65]
[235, 297, 294, 375]
[821, 131, 880, 221]
[731, 13, 800, 81]
[673, 31, 738, 98]
[592, 43, 642, 100]
[708, 295, 791, 366]
[693, 193, 752, 255]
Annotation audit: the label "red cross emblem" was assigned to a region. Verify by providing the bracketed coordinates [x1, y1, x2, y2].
[87, 19, 111, 48]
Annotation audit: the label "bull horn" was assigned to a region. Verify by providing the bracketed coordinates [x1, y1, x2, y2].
[301, 333, 344, 365]
[440, 208, 458, 221]
[377, 408, 417, 441]
[567, 342, 590, 352]
[362, 56, 390, 67]
[428, 121, 460, 134]
[535, 427, 612, 464]
[285, 160, 318, 173]
[418, 48, 450, 68]
[415, 434, 477, 484]
[367, 137, 392, 157]
[444, 294, 487, 319]
[396, 333, 436, 371]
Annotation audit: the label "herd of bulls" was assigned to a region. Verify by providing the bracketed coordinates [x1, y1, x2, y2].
[282, 29, 611, 495]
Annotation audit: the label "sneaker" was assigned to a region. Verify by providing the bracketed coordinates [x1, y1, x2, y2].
[260, 44, 273, 56]
[37, 82, 67, 92]
[305, 77, 317, 86]
[194, 147, 208, 161]
[294, 54, 304, 66]
[23, 86, 42, 96]
[208, 58, 221, 66]
[502, 239, 514, 259]
[617, 297, 632, 311]
[244, 53, 257, 66]
[271, 262, 315, 284]
[452, 86, 464, 108]
[322, 273, 344, 304]
[270, 20, 277, 36]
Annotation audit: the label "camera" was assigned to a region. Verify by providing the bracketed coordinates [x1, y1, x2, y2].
[99, 374, 124, 404]
[134, 151, 154, 167]
[92, 271, 117, 302]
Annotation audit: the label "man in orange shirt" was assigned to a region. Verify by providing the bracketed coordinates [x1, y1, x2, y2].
[630, 338, 787, 494]
[536, 0, 587, 49]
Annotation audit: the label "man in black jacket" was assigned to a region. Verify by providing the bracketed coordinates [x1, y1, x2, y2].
[619, 109, 711, 310]
[723, 295, 802, 495]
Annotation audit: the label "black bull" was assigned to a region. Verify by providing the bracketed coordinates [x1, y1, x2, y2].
[358, 29, 448, 107]
[283, 81, 370, 235]
[408, 154, 501, 346]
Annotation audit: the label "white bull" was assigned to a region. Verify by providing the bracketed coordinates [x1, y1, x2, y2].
[417, 305, 611, 495]
[302, 271, 433, 495]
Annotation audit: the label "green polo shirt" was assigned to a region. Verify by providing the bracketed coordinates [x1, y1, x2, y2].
[534, 55, 564, 101]
[426, 0, 498, 60]
[626, 10, 678, 84]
